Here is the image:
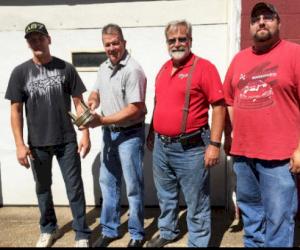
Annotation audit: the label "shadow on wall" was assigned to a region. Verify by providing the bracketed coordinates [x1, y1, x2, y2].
[0, 162, 3, 207]
[90, 123, 158, 206]
[91, 152, 101, 206]
[90, 124, 234, 208]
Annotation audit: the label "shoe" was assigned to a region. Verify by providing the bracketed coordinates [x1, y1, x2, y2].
[127, 239, 145, 247]
[36, 227, 61, 247]
[75, 239, 90, 247]
[146, 235, 174, 248]
[92, 234, 117, 247]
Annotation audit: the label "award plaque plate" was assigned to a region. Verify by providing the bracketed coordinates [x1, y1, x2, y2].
[68, 101, 94, 127]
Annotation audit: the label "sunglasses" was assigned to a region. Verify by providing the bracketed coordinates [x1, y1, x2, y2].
[167, 37, 189, 45]
[251, 14, 276, 24]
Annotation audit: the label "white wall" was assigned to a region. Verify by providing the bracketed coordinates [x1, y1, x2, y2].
[0, 0, 240, 206]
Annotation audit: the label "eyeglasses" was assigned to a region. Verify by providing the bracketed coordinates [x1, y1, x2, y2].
[251, 14, 276, 24]
[167, 37, 189, 45]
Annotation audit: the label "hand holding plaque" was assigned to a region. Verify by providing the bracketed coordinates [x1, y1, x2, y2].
[68, 101, 94, 128]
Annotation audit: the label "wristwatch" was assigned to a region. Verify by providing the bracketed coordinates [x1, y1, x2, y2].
[210, 140, 221, 148]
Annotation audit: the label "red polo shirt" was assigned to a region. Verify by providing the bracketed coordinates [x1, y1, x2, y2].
[153, 53, 224, 137]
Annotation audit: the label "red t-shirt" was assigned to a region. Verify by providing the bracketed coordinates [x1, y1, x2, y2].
[223, 40, 300, 160]
[153, 53, 224, 137]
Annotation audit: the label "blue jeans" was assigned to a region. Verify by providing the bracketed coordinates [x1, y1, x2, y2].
[99, 126, 145, 240]
[233, 156, 297, 247]
[30, 142, 91, 240]
[152, 128, 211, 247]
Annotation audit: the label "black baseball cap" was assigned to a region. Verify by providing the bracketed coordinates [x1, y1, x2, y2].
[24, 22, 49, 39]
[251, 2, 280, 21]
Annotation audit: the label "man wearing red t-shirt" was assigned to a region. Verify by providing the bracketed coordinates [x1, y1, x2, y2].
[146, 20, 225, 247]
[223, 2, 300, 247]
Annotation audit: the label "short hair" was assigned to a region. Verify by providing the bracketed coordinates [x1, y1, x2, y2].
[165, 20, 192, 39]
[102, 23, 124, 41]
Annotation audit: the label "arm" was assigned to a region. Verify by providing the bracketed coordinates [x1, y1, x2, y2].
[223, 106, 233, 155]
[73, 95, 91, 158]
[289, 142, 300, 174]
[204, 100, 226, 168]
[11, 101, 32, 168]
[290, 47, 300, 174]
[87, 90, 100, 111]
[87, 102, 146, 128]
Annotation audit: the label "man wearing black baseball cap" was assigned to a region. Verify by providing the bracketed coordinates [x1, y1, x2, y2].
[251, 2, 280, 22]
[223, 2, 299, 247]
[24, 22, 49, 38]
[5, 22, 91, 247]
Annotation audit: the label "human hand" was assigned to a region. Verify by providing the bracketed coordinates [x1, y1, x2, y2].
[87, 91, 100, 111]
[146, 130, 155, 151]
[16, 144, 33, 169]
[204, 145, 220, 168]
[78, 135, 91, 158]
[79, 112, 104, 130]
[289, 148, 300, 174]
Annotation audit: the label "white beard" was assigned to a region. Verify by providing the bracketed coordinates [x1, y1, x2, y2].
[170, 50, 186, 60]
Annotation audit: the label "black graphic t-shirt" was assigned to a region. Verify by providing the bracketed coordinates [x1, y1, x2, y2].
[5, 57, 86, 147]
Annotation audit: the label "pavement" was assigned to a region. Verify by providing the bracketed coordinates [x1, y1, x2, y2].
[0, 206, 299, 248]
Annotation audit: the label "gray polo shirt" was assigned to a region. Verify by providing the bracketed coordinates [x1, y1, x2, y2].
[93, 51, 147, 127]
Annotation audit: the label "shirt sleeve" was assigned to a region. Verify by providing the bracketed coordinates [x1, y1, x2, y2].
[68, 65, 86, 97]
[223, 59, 236, 106]
[293, 45, 300, 101]
[125, 68, 147, 104]
[200, 60, 224, 104]
[5, 66, 25, 102]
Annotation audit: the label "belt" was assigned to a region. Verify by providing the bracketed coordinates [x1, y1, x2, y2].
[108, 122, 144, 132]
[158, 124, 209, 145]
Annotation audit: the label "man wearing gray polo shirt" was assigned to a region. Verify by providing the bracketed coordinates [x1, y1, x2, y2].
[86, 24, 147, 248]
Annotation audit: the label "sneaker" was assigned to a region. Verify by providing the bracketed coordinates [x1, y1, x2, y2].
[36, 227, 61, 247]
[75, 239, 90, 247]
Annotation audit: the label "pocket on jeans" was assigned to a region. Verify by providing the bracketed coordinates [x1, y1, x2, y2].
[201, 129, 211, 146]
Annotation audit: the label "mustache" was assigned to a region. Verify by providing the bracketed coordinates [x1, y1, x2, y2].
[257, 28, 269, 32]
[171, 48, 186, 52]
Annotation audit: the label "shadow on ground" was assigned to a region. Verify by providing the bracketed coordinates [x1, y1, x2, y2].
[83, 206, 242, 247]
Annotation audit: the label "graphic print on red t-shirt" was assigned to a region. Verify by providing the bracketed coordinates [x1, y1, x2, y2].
[236, 61, 278, 109]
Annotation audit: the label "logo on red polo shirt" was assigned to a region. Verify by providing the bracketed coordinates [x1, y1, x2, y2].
[237, 61, 278, 109]
[178, 73, 188, 79]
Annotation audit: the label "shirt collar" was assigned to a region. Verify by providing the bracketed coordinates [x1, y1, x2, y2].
[252, 39, 282, 55]
[167, 52, 195, 69]
[107, 50, 130, 69]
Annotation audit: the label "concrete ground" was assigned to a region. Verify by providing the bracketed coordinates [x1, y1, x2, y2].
[0, 206, 243, 247]
[0, 206, 299, 247]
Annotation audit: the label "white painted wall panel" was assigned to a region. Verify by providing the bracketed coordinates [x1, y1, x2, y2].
[0, 0, 227, 30]
[0, 0, 239, 206]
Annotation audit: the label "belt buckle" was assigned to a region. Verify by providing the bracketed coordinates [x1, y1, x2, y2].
[110, 126, 120, 132]
[160, 135, 170, 144]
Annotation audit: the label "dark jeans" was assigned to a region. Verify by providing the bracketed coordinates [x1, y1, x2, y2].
[30, 142, 91, 240]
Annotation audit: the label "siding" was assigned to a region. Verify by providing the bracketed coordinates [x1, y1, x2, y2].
[241, 0, 300, 49]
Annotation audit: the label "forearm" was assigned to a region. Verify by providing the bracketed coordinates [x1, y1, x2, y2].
[101, 103, 145, 126]
[88, 91, 100, 110]
[11, 103, 25, 147]
[225, 106, 233, 139]
[210, 102, 226, 142]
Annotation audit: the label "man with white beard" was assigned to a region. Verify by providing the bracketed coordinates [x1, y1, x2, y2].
[146, 20, 225, 247]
